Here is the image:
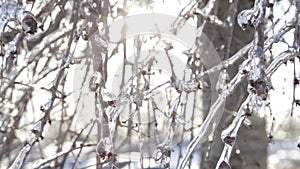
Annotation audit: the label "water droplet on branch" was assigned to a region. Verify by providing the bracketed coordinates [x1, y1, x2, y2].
[216, 68, 229, 94]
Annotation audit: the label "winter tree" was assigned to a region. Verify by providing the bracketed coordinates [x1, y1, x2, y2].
[0, 0, 300, 168]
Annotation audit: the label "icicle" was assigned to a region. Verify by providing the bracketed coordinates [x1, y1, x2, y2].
[155, 97, 184, 167]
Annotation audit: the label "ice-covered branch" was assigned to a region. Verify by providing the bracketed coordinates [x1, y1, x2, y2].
[291, 0, 300, 115]
[8, 1, 79, 168]
[155, 97, 182, 168]
[0, 1, 37, 78]
[216, 96, 251, 169]
[239, 0, 273, 101]
[237, 0, 265, 30]
[0, 1, 37, 37]
[193, 8, 226, 28]
[215, 48, 296, 168]
[177, 56, 252, 168]
[178, 0, 298, 167]
[215, 0, 300, 166]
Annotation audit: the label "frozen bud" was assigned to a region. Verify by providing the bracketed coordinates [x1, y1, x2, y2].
[32, 121, 42, 134]
[166, 97, 180, 117]
[40, 99, 52, 112]
[164, 41, 173, 50]
[80, 2, 98, 21]
[21, 13, 37, 34]
[248, 68, 273, 100]
[237, 7, 262, 30]
[222, 135, 235, 146]
[216, 69, 230, 94]
[267, 0, 274, 8]
[237, 9, 254, 30]
[89, 72, 103, 92]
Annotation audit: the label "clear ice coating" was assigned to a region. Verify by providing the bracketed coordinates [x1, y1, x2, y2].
[80, 1, 98, 21]
[217, 160, 231, 169]
[247, 61, 273, 100]
[40, 98, 52, 112]
[216, 93, 254, 169]
[0, 1, 37, 36]
[237, 9, 256, 30]
[94, 33, 108, 47]
[97, 137, 113, 159]
[0, 1, 37, 72]
[89, 72, 103, 91]
[32, 121, 42, 134]
[166, 97, 179, 117]
[176, 80, 200, 92]
[237, 0, 264, 30]
[216, 68, 230, 94]
[101, 88, 117, 102]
